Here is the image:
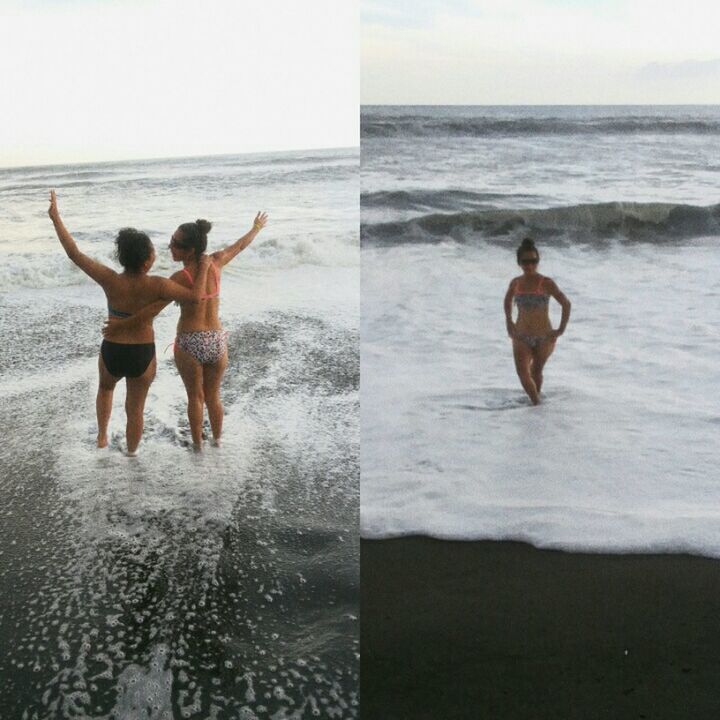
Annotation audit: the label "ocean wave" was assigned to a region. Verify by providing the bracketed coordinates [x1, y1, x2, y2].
[361, 201, 720, 245]
[243, 232, 359, 269]
[0, 180, 98, 194]
[0, 163, 356, 196]
[362, 189, 542, 213]
[361, 115, 720, 138]
[0, 167, 113, 179]
[0, 234, 359, 289]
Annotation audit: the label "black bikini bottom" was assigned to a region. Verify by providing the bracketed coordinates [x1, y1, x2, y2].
[101, 340, 156, 379]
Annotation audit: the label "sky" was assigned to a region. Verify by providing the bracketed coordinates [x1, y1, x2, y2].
[362, 0, 720, 104]
[0, 0, 358, 167]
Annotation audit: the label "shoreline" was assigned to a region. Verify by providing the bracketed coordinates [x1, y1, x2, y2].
[361, 536, 720, 720]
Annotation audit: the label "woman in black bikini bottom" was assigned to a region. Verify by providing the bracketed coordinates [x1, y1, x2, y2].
[49, 191, 210, 455]
[100, 341, 156, 379]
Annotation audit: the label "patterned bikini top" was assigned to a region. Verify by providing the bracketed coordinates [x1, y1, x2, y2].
[514, 276, 550, 310]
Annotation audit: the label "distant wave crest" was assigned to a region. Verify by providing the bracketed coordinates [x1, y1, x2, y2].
[362, 201, 720, 245]
[362, 189, 544, 213]
[361, 115, 720, 138]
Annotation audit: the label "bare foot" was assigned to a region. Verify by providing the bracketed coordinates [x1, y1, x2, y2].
[210, 438, 221, 448]
[97, 435, 108, 449]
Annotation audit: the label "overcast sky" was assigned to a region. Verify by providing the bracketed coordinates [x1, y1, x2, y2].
[0, 0, 358, 167]
[362, 0, 720, 104]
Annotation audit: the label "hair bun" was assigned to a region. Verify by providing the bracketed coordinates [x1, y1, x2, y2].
[196, 219, 212, 235]
[516, 236, 540, 263]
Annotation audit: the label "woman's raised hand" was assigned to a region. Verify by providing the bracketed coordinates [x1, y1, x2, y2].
[48, 190, 59, 220]
[253, 212, 268, 231]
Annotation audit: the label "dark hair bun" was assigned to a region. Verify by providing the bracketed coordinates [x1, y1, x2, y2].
[177, 219, 213, 258]
[516, 236, 540, 263]
[115, 228, 153, 273]
[196, 219, 212, 236]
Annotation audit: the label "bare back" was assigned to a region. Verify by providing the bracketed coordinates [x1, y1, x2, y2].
[174, 261, 223, 332]
[103, 273, 180, 343]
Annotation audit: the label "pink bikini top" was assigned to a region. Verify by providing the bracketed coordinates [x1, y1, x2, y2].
[182, 262, 220, 299]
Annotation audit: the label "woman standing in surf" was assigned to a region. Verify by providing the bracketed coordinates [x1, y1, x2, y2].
[504, 238, 571, 405]
[48, 191, 211, 454]
[104, 213, 268, 450]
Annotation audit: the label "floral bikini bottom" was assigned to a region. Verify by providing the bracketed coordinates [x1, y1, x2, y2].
[175, 330, 228, 365]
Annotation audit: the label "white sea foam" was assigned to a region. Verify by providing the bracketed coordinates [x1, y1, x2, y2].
[362, 238, 720, 553]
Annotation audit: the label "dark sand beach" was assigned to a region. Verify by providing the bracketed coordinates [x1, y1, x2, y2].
[361, 537, 720, 720]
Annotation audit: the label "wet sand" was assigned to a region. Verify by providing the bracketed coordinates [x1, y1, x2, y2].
[361, 537, 720, 720]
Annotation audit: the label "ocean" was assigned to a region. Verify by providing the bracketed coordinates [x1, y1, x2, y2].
[0, 148, 359, 718]
[361, 105, 720, 556]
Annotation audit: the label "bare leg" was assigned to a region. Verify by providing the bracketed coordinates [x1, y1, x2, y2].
[125, 357, 157, 455]
[97, 355, 118, 448]
[531, 339, 556, 394]
[512, 339, 540, 405]
[202, 351, 228, 444]
[174, 345, 205, 450]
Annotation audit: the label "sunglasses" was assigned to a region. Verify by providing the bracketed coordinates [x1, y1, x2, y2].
[169, 238, 188, 249]
[520, 257, 539, 265]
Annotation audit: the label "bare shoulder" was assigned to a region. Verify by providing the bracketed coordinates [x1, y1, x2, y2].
[169, 268, 192, 285]
[544, 276, 569, 298]
[96, 265, 120, 287]
[149, 270, 188, 287]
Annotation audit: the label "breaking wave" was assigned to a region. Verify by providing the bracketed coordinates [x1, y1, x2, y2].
[362, 201, 720, 245]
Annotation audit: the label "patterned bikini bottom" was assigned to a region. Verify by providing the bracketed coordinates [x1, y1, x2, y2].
[515, 333, 552, 349]
[175, 330, 228, 365]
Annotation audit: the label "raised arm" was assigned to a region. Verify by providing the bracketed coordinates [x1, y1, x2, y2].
[211, 212, 268, 267]
[48, 190, 115, 286]
[547, 278, 571, 337]
[504, 279, 517, 338]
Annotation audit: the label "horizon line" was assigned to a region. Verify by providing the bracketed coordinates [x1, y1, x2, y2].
[0, 144, 360, 173]
[360, 102, 720, 107]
